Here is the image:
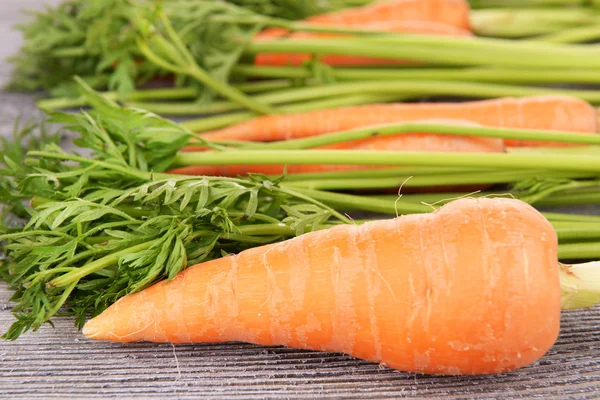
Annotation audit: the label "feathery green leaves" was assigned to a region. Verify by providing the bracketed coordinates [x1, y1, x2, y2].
[0, 79, 350, 340]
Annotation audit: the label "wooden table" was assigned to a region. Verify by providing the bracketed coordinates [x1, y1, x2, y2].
[1, 1, 600, 398]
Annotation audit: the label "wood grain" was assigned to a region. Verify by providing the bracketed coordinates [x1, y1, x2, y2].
[1, 1, 600, 398]
[2, 284, 600, 399]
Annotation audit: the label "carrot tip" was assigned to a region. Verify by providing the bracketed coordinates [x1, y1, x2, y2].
[82, 319, 101, 339]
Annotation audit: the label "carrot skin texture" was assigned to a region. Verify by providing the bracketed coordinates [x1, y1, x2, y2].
[83, 198, 560, 375]
[200, 95, 598, 147]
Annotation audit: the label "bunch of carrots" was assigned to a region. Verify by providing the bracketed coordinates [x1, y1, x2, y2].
[5, 0, 600, 377]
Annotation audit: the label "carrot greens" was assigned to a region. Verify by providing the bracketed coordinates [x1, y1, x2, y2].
[0, 86, 351, 340]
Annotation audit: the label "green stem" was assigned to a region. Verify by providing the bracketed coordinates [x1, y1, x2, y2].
[278, 187, 352, 224]
[556, 228, 600, 242]
[291, 187, 431, 214]
[559, 242, 600, 260]
[229, 222, 338, 238]
[184, 81, 600, 107]
[185, 66, 277, 114]
[470, 9, 600, 38]
[233, 64, 600, 86]
[46, 281, 78, 320]
[284, 170, 593, 191]
[469, 0, 595, 7]
[244, 37, 600, 69]
[48, 240, 158, 288]
[27, 151, 151, 181]
[276, 167, 496, 182]
[37, 87, 198, 111]
[233, 79, 299, 93]
[51, 46, 89, 57]
[542, 212, 600, 223]
[131, 81, 392, 116]
[550, 221, 600, 229]
[171, 149, 600, 174]
[244, 122, 600, 151]
[534, 190, 600, 206]
[37, 80, 301, 112]
[534, 24, 600, 43]
[378, 188, 600, 208]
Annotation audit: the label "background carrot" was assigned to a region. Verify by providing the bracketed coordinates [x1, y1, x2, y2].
[200, 95, 598, 147]
[83, 197, 560, 376]
[255, 0, 471, 67]
[257, 0, 471, 39]
[255, 21, 472, 67]
[175, 120, 504, 176]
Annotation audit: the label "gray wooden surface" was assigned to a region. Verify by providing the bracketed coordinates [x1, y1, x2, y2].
[1, 1, 600, 399]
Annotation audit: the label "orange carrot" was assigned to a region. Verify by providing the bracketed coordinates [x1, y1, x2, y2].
[256, 0, 471, 39]
[83, 197, 560, 375]
[200, 95, 598, 147]
[255, 21, 472, 67]
[174, 120, 504, 176]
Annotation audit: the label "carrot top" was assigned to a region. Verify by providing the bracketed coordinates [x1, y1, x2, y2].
[0, 85, 352, 340]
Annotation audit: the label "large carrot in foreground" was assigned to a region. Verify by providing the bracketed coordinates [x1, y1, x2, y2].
[175, 121, 504, 176]
[200, 95, 598, 147]
[83, 198, 560, 375]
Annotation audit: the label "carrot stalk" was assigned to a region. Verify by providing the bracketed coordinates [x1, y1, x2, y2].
[233, 64, 600, 86]
[469, 0, 599, 8]
[37, 80, 306, 112]
[556, 228, 600, 242]
[171, 150, 600, 174]
[291, 186, 600, 227]
[470, 8, 600, 38]
[277, 167, 500, 181]
[283, 171, 594, 191]
[37, 87, 198, 111]
[559, 243, 600, 261]
[291, 187, 433, 214]
[560, 262, 600, 309]
[126, 85, 408, 116]
[238, 122, 600, 150]
[243, 37, 600, 69]
[48, 241, 159, 288]
[380, 188, 600, 208]
[533, 24, 600, 43]
[194, 80, 600, 104]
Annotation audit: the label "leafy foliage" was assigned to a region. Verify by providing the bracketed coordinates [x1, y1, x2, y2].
[228, 0, 372, 20]
[8, 0, 368, 99]
[0, 80, 349, 339]
[0, 119, 64, 227]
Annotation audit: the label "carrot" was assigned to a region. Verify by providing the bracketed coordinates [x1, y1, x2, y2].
[255, 21, 472, 67]
[200, 95, 598, 147]
[175, 120, 504, 176]
[83, 197, 560, 375]
[254, 0, 471, 67]
[257, 0, 471, 40]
